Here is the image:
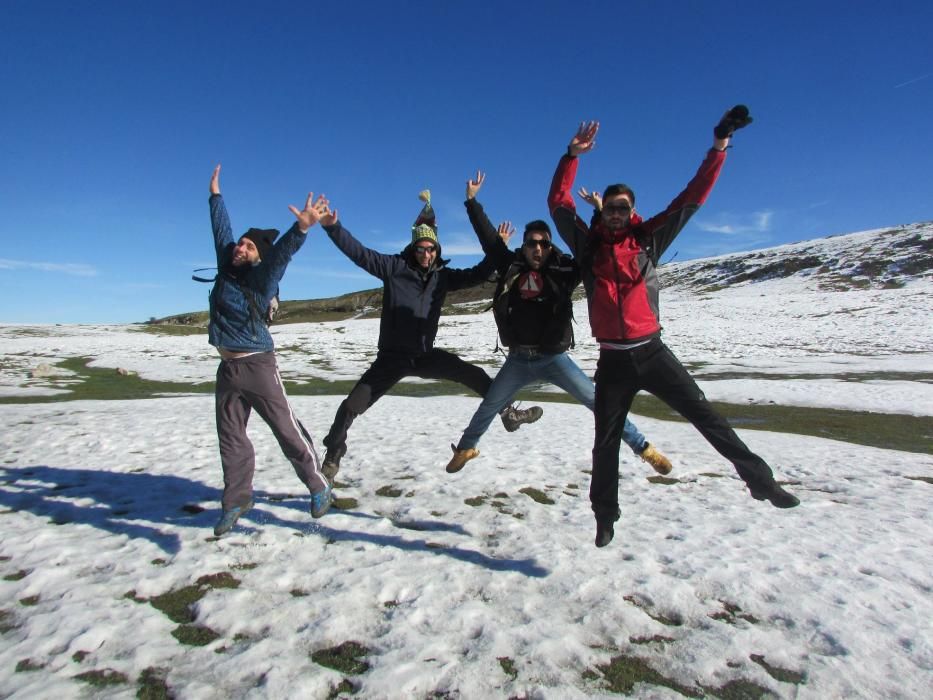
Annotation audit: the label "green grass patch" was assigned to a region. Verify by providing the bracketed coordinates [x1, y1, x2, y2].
[72, 650, 90, 663]
[700, 678, 776, 698]
[0, 609, 16, 633]
[74, 668, 130, 687]
[145, 572, 240, 623]
[172, 624, 220, 646]
[332, 496, 359, 510]
[750, 653, 806, 685]
[498, 656, 518, 680]
[375, 485, 403, 498]
[4, 570, 29, 581]
[15, 658, 45, 672]
[623, 595, 683, 627]
[19, 595, 39, 606]
[137, 666, 173, 699]
[518, 487, 554, 505]
[132, 324, 207, 336]
[590, 653, 702, 697]
[311, 641, 371, 675]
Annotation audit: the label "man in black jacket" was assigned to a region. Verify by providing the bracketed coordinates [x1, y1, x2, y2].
[318, 192, 542, 481]
[445, 173, 671, 475]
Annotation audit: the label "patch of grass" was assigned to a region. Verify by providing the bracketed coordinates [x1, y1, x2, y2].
[290, 589, 309, 597]
[647, 475, 679, 485]
[181, 504, 205, 514]
[332, 496, 358, 510]
[231, 562, 258, 571]
[4, 569, 29, 581]
[19, 595, 40, 606]
[750, 654, 806, 685]
[137, 666, 174, 699]
[630, 634, 676, 645]
[74, 668, 130, 687]
[311, 641, 371, 675]
[906, 476, 933, 484]
[72, 650, 90, 662]
[591, 653, 702, 697]
[498, 656, 518, 680]
[172, 624, 220, 646]
[700, 677, 776, 698]
[0, 609, 17, 633]
[375, 485, 403, 498]
[151, 558, 168, 566]
[465, 496, 486, 507]
[133, 323, 207, 336]
[146, 572, 241, 624]
[16, 658, 45, 672]
[327, 679, 358, 699]
[711, 601, 760, 625]
[519, 487, 554, 505]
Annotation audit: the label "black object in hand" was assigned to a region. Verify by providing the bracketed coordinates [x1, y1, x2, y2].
[714, 105, 753, 139]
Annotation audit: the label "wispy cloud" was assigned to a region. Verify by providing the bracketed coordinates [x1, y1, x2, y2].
[0, 258, 97, 277]
[894, 73, 932, 89]
[695, 210, 773, 236]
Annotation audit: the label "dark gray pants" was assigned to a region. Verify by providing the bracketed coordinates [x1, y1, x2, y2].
[216, 352, 327, 510]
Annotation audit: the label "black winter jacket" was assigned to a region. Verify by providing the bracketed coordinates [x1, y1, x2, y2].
[323, 221, 496, 355]
[465, 199, 580, 354]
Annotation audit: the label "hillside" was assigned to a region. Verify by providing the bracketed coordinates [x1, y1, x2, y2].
[148, 222, 932, 327]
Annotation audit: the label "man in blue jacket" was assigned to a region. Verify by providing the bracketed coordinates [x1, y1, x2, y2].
[318, 191, 542, 481]
[208, 165, 332, 536]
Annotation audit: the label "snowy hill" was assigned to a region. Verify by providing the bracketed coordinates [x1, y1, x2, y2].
[659, 221, 932, 292]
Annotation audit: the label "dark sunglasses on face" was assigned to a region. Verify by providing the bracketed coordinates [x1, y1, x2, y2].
[524, 239, 552, 250]
[414, 245, 437, 254]
[603, 203, 632, 215]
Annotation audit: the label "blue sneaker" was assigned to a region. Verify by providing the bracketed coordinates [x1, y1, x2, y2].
[310, 486, 333, 518]
[213, 500, 253, 536]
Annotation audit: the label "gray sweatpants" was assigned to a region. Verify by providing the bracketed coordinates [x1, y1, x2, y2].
[215, 352, 327, 511]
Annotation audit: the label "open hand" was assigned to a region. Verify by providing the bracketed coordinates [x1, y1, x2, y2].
[497, 220, 515, 244]
[288, 193, 329, 230]
[569, 121, 599, 156]
[577, 186, 602, 210]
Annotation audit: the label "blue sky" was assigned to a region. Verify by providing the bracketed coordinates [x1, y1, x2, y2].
[1, 0, 930, 323]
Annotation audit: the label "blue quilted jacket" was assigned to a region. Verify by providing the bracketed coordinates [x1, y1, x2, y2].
[207, 194, 306, 352]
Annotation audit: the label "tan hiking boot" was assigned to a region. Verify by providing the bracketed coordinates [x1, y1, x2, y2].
[640, 443, 672, 475]
[446, 444, 479, 473]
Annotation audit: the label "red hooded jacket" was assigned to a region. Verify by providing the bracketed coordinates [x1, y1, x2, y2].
[548, 148, 725, 343]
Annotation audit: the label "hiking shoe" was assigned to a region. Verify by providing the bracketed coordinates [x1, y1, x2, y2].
[499, 404, 543, 433]
[310, 485, 333, 518]
[640, 443, 672, 475]
[213, 500, 253, 536]
[322, 445, 346, 485]
[749, 482, 800, 509]
[446, 444, 479, 473]
[595, 520, 615, 548]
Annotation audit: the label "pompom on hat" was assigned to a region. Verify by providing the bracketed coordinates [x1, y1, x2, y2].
[411, 190, 439, 245]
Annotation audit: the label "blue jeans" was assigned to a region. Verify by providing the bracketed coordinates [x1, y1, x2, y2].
[457, 351, 647, 453]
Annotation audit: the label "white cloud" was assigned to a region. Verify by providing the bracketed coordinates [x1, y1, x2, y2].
[695, 210, 773, 236]
[0, 258, 97, 277]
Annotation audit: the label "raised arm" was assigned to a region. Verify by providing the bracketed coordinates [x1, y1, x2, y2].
[464, 171, 511, 273]
[548, 121, 599, 257]
[642, 105, 753, 258]
[208, 164, 234, 262]
[318, 199, 398, 280]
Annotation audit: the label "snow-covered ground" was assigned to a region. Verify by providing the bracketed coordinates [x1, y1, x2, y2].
[1, 238, 931, 698]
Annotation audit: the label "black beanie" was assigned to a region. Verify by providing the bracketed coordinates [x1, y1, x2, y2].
[240, 228, 278, 261]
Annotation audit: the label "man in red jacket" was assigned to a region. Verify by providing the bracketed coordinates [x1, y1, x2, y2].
[548, 107, 799, 548]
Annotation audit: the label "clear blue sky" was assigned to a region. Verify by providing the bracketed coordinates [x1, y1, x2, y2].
[1, 0, 930, 323]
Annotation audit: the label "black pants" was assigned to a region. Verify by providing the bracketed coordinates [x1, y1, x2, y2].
[591, 338, 776, 522]
[324, 348, 493, 455]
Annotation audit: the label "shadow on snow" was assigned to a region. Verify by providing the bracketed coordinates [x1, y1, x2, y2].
[0, 465, 548, 577]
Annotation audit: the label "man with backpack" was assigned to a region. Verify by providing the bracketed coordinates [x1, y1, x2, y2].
[548, 108, 800, 548]
[207, 164, 332, 536]
[445, 172, 672, 476]
[317, 191, 543, 482]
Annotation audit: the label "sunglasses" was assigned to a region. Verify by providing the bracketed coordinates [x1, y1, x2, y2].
[524, 239, 552, 250]
[603, 203, 632, 215]
[413, 245, 437, 254]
